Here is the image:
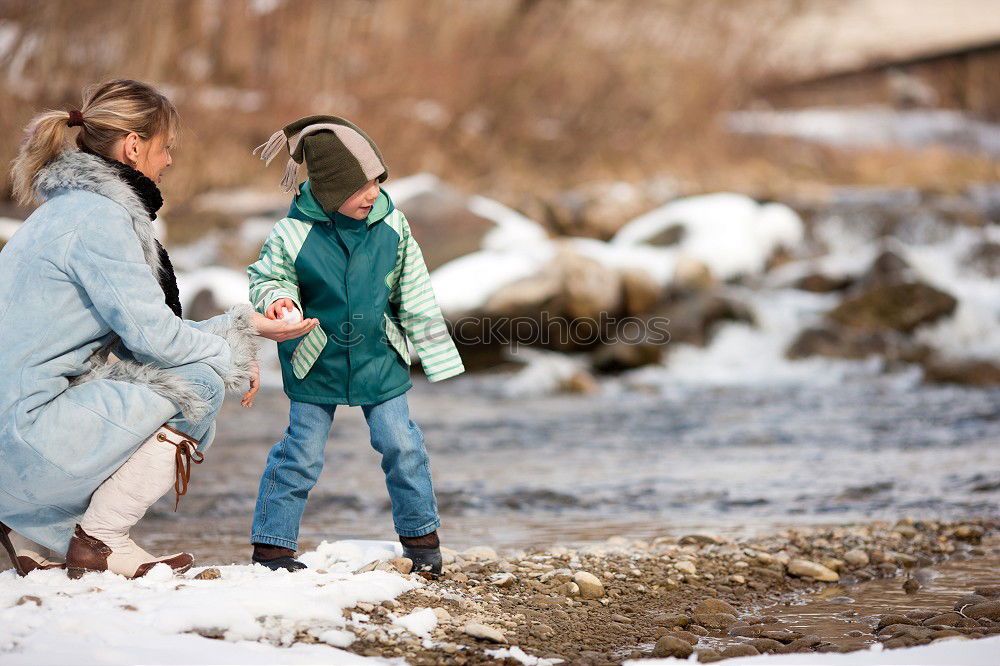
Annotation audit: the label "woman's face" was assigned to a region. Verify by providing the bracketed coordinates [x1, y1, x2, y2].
[118, 131, 174, 183]
[133, 133, 174, 183]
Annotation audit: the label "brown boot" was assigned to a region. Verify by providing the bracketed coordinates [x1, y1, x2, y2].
[66, 525, 193, 579]
[1, 522, 65, 576]
[67, 425, 202, 579]
[252, 543, 306, 572]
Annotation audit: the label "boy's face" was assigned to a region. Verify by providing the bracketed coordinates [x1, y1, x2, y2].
[337, 178, 381, 219]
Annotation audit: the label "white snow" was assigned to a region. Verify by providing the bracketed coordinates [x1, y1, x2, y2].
[390, 607, 437, 637]
[467, 194, 550, 251]
[628, 635, 1000, 666]
[0, 539, 419, 665]
[431, 243, 556, 315]
[176, 266, 251, 315]
[611, 193, 804, 281]
[486, 645, 564, 665]
[500, 347, 595, 398]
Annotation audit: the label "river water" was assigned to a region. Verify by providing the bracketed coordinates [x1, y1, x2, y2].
[137, 370, 1000, 564]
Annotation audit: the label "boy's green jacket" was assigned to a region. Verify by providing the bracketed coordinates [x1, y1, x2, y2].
[248, 181, 464, 405]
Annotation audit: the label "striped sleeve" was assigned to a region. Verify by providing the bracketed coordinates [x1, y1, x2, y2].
[247, 220, 302, 314]
[389, 211, 465, 382]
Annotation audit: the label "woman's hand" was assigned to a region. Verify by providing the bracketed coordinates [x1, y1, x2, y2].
[241, 360, 260, 408]
[252, 311, 319, 342]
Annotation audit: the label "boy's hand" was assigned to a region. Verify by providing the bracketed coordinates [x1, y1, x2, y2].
[252, 311, 320, 342]
[241, 360, 260, 408]
[266, 298, 298, 320]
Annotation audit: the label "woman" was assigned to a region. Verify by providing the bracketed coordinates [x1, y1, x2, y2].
[0, 79, 318, 579]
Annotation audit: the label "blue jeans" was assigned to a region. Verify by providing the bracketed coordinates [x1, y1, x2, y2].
[251, 393, 440, 550]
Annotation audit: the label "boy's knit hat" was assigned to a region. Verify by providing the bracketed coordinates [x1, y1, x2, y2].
[253, 114, 388, 213]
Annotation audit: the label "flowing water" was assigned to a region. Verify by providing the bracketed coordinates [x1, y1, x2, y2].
[138, 371, 1000, 563]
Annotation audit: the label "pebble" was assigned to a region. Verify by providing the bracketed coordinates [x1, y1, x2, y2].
[843, 549, 870, 568]
[462, 622, 506, 643]
[749, 637, 784, 653]
[693, 613, 738, 630]
[966, 600, 1000, 621]
[193, 568, 221, 580]
[902, 577, 921, 594]
[432, 607, 451, 622]
[787, 559, 839, 582]
[651, 636, 693, 658]
[530, 623, 555, 639]
[722, 644, 760, 657]
[353, 560, 380, 574]
[610, 613, 632, 624]
[694, 598, 738, 615]
[653, 613, 691, 627]
[696, 648, 723, 663]
[671, 630, 700, 645]
[449, 572, 469, 583]
[561, 582, 580, 597]
[730, 574, 746, 584]
[675, 560, 697, 575]
[461, 546, 498, 561]
[389, 558, 413, 575]
[16, 596, 42, 606]
[489, 572, 516, 588]
[877, 615, 920, 631]
[573, 571, 605, 599]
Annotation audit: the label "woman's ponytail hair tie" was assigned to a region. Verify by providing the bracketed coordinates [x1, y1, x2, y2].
[67, 110, 84, 127]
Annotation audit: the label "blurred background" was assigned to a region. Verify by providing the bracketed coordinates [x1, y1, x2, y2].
[0, 0, 998, 554]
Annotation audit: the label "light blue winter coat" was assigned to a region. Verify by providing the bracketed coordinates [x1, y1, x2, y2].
[0, 151, 258, 553]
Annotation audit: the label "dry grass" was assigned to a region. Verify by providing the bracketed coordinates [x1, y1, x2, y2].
[0, 0, 995, 227]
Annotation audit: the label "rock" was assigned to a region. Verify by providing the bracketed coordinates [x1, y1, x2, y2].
[460, 546, 497, 562]
[695, 648, 723, 663]
[976, 586, 1000, 598]
[387, 557, 413, 575]
[652, 635, 693, 658]
[856, 250, 916, 289]
[954, 594, 988, 612]
[788, 559, 839, 582]
[449, 572, 469, 583]
[877, 615, 921, 631]
[673, 256, 715, 290]
[653, 613, 691, 627]
[610, 613, 632, 624]
[966, 600, 1000, 621]
[722, 644, 760, 657]
[749, 637, 784, 653]
[462, 622, 506, 643]
[828, 282, 957, 334]
[431, 607, 451, 622]
[193, 567, 222, 580]
[671, 630, 700, 645]
[759, 630, 803, 643]
[16, 595, 42, 606]
[903, 578, 921, 594]
[488, 572, 516, 588]
[591, 340, 663, 373]
[924, 612, 964, 626]
[843, 549, 870, 568]
[692, 613, 739, 630]
[922, 357, 1000, 387]
[964, 240, 1000, 277]
[679, 533, 724, 546]
[694, 598, 738, 616]
[795, 273, 853, 293]
[394, 183, 496, 271]
[530, 623, 555, 639]
[572, 571, 605, 599]
[353, 560, 381, 574]
[675, 560, 697, 575]
[560, 582, 580, 597]
[654, 294, 753, 347]
[620, 268, 662, 316]
[778, 636, 822, 653]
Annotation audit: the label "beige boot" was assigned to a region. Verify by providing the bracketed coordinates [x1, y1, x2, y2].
[1, 522, 64, 576]
[67, 425, 204, 579]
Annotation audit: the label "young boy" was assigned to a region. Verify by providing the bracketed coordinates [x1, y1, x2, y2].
[247, 115, 464, 576]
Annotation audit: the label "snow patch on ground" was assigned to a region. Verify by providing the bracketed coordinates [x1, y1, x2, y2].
[0, 539, 418, 665]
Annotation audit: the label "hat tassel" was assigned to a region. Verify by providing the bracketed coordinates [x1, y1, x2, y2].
[279, 157, 302, 194]
[252, 129, 288, 166]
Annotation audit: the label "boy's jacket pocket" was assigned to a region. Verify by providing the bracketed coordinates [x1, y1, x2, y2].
[291, 326, 328, 379]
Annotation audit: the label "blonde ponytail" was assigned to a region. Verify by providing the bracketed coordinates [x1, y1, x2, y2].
[10, 110, 75, 206]
[9, 79, 178, 206]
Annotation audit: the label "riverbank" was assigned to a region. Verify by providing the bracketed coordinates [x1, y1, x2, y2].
[3, 518, 997, 665]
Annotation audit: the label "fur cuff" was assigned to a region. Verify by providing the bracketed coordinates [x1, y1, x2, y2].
[221, 303, 260, 393]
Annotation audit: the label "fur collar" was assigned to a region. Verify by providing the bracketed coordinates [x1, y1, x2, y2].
[34, 150, 162, 279]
